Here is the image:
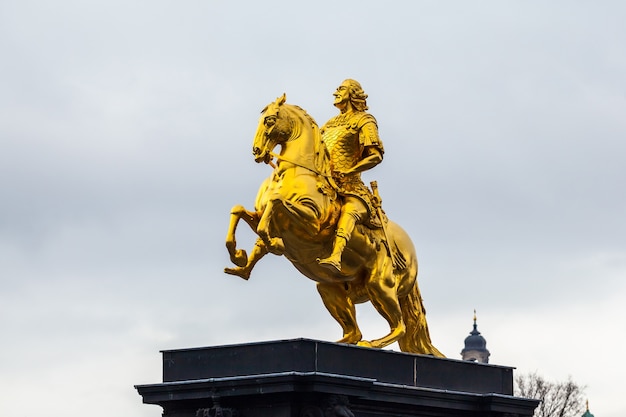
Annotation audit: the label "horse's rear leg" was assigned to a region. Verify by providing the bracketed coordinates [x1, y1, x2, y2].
[317, 282, 362, 344]
[360, 259, 406, 349]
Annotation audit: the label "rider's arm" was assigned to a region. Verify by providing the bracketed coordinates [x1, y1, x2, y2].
[342, 117, 384, 175]
[342, 147, 383, 175]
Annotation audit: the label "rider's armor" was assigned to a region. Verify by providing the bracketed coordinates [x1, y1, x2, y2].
[321, 111, 384, 228]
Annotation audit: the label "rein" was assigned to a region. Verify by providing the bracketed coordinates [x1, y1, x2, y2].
[269, 151, 329, 178]
[269, 150, 340, 194]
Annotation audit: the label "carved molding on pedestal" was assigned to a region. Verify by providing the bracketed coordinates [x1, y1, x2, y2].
[196, 395, 238, 417]
[300, 395, 355, 417]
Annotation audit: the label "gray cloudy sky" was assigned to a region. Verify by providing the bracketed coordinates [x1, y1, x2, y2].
[1, 1, 625, 416]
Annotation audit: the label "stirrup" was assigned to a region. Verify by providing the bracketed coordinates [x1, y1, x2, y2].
[317, 256, 341, 272]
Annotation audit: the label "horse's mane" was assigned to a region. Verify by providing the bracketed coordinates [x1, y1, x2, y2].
[282, 104, 331, 177]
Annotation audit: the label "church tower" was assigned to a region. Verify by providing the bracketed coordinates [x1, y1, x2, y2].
[461, 310, 490, 363]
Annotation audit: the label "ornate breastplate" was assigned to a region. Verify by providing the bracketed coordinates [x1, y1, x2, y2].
[322, 123, 362, 174]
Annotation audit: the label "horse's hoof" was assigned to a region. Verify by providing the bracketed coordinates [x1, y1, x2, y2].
[337, 334, 363, 345]
[230, 249, 248, 267]
[357, 340, 374, 348]
[224, 267, 250, 280]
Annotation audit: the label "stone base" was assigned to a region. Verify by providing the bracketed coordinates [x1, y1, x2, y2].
[135, 338, 538, 417]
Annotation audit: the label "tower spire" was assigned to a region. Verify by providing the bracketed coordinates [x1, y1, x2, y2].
[581, 399, 594, 417]
[473, 309, 478, 331]
[461, 310, 490, 363]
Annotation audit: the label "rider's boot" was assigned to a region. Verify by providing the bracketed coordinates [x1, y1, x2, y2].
[317, 233, 348, 272]
[317, 212, 356, 271]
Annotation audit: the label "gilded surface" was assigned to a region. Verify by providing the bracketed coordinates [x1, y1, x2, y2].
[224, 80, 443, 356]
[320, 111, 383, 229]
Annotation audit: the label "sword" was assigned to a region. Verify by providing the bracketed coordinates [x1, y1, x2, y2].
[370, 181, 404, 270]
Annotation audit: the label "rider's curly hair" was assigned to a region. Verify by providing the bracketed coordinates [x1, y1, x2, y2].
[344, 79, 368, 111]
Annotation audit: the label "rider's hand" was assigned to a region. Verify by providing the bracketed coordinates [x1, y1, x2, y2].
[336, 169, 352, 179]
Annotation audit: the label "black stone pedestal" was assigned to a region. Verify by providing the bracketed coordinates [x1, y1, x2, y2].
[135, 338, 538, 417]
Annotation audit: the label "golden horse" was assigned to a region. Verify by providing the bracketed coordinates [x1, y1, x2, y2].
[224, 94, 443, 355]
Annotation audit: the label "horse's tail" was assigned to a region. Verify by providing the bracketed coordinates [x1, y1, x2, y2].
[398, 283, 445, 357]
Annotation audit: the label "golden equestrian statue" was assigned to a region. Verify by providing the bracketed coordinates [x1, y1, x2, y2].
[224, 80, 443, 356]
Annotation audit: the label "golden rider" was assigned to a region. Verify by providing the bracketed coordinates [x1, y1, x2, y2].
[317, 79, 385, 272]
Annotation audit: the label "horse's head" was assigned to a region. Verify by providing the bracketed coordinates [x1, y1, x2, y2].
[252, 93, 296, 164]
[252, 94, 328, 175]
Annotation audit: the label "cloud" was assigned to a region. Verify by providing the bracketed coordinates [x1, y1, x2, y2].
[1, 1, 625, 417]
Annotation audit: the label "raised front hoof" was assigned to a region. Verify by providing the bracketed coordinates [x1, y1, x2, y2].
[226, 243, 248, 267]
[316, 257, 341, 272]
[224, 267, 250, 280]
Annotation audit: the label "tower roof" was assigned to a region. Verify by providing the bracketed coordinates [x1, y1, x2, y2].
[461, 310, 489, 353]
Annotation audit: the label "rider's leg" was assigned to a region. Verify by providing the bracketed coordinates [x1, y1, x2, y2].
[317, 197, 366, 271]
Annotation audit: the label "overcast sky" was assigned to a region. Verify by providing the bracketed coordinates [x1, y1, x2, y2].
[1, 1, 625, 416]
